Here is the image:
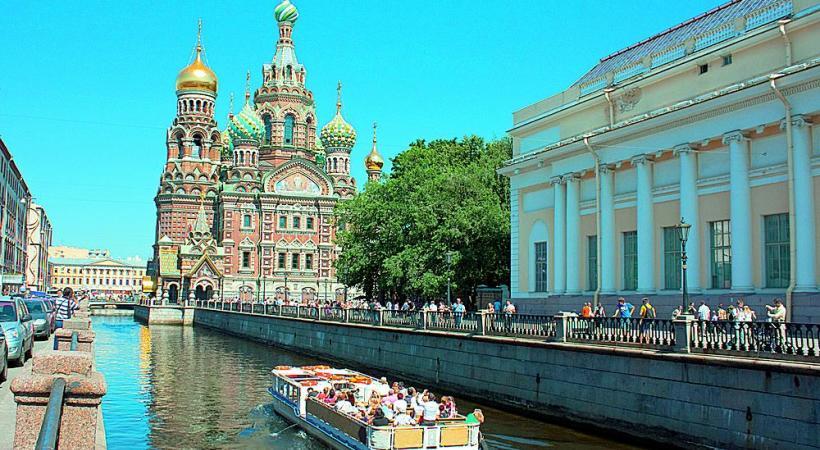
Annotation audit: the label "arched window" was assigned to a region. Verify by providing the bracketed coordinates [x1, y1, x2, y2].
[176, 134, 184, 159]
[239, 151, 245, 164]
[195, 100, 201, 112]
[284, 114, 295, 145]
[263, 115, 272, 144]
[286, 65, 292, 81]
[332, 158, 338, 171]
[192, 134, 203, 158]
[306, 117, 314, 147]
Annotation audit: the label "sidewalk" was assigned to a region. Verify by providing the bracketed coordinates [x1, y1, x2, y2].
[0, 335, 55, 449]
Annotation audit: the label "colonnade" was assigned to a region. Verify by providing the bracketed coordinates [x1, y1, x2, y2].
[549, 115, 816, 294]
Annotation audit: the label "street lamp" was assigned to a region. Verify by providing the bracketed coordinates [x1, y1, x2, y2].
[676, 217, 692, 306]
[284, 273, 288, 302]
[446, 251, 455, 308]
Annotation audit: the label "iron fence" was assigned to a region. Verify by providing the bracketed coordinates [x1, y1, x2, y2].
[348, 308, 379, 325]
[485, 313, 556, 338]
[383, 310, 423, 328]
[566, 317, 676, 346]
[426, 312, 480, 332]
[320, 307, 346, 322]
[691, 320, 820, 356]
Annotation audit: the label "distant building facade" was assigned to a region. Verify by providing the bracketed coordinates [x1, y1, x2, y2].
[25, 202, 52, 291]
[150, 1, 382, 304]
[49, 246, 110, 259]
[49, 255, 146, 296]
[501, 0, 820, 321]
[0, 138, 32, 294]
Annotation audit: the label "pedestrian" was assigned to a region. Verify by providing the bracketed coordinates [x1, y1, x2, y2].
[696, 301, 710, 321]
[594, 303, 606, 317]
[613, 297, 634, 318]
[581, 302, 592, 318]
[453, 298, 465, 327]
[638, 297, 656, 343]
[54, 287, 79, 329]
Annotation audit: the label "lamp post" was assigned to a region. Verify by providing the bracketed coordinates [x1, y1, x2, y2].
[446, 251, 454, 308]
[676, 217, 692, 306]
[284, 273, 288, 302]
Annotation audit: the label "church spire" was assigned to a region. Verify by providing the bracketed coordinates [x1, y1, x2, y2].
[192, 191, 211, 236]
[365, 121, 384, 182]
[336, 80, 343, 114]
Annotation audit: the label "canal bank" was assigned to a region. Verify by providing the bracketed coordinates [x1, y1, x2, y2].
[193, 308, 820, 450]
[93, 314, 643, 449]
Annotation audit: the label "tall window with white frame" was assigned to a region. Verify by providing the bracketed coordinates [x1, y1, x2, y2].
[241, 251, 251, 269]
[534, 241, 548, 292]
[243, 214, 251, 228]
[663, 227, 682, 290]
[293, 216, 301, 229]
[709, 220, 732, 289]
[291, 253, 300, 270]
[623, 231, 638, 291]
[764, 213, 790, 288]
[587, 235, 597, 291]
[277, 252, 286, 269]
[305, 254, 313, 270]
[284, 114, 295, 145]
[278, 215, 287, 229]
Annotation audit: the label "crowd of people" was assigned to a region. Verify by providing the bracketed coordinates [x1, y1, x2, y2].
[572, 296, 788, 323]
[309, 377, 484, 429]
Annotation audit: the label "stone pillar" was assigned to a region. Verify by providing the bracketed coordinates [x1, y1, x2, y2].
[676, 144, 702, 292]
[786, 116, 817, 291]
[599, 165, 616, 294]
[54, 329, 95, 352]
[633, 155, 656, 293]
[11, 351, 106, 450]
[724, 131, 754, 292]
[565, 174, 581, 294]
[552, 176, 566, 294]
[477, 311, 486, 335]
[553, 312, 572, 343]
[673, 315, 695, 353]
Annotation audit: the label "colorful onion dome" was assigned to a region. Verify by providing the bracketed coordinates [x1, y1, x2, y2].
[228, 99, 264, 143]
[320, 81, 357, 149]
[176, 22, 217, 94]
[365, 122, 384, 170]
[274, 0, 299, 24]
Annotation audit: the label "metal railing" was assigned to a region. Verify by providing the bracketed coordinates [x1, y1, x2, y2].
[485, 313, 556, 338]
[192, 302, 820, 360]
[34, 377, 66, 450]
[567, 317, 676, 346]
[690, 321, 820, 357]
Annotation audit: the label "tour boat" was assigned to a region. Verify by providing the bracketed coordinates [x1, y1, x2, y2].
[268, 365, 481, 450]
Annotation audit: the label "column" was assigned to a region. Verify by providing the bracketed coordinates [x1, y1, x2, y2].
[676, 144, 701, 292]
[724, 130, 754, 291]
[599, 165, 616, 294]
[786, 115, 817, 291]
[552, 176, 566, 294]
[633, 155, 655, 293]
[565, 174, 581, 294]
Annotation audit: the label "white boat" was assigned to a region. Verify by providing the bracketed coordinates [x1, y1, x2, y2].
[268, 365, 482, 450]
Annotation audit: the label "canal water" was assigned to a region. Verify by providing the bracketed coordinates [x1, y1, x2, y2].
[93, 316, 644, 449]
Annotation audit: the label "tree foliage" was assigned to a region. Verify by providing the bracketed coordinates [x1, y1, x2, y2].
[335, 136, 511, 303]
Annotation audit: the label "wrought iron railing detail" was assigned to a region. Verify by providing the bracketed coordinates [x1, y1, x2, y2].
[320, 307, 346, 322]
[427, 312, 479, 332]
[566, 317, 676, 346]
[383, 311, 423, 328]
[485, 313, 556, 338]
[690, 321, 820, 357]
[280, 305, 298, 318]
[348, 308, 379, 325]
[300, 307, 320, 320]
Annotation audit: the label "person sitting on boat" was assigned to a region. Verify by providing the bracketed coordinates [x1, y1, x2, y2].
[334, 392, 359, 416]
[383, 389, 398, 405]
[371, 406, 391, 427]
[440, 396, 457, 418]
[393, 403, 415, 426]
[317, 386, 330, 401]
[323, 389, 338, 406]
[393, 392, 408, 413]
[376, 377, 390, 396]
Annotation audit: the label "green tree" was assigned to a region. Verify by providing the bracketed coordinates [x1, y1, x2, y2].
[335, 136, 511, 305]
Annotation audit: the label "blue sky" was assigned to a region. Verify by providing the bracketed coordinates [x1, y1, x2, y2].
[0, 0, 724, 259]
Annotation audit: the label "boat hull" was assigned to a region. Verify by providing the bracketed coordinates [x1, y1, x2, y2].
[269, 388, 368, 450]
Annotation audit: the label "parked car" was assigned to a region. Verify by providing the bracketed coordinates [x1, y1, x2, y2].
[24, 299, 52, 339]
[0, 297, 34, 366]
[0, 325, 8, 382]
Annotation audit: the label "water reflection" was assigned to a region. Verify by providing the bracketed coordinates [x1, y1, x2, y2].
[93, 316, 643, 449]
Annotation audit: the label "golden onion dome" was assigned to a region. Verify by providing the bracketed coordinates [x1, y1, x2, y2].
[365, 148, 384, 171]
[176, 44, 218, 94]
[365, 122, 384, 171]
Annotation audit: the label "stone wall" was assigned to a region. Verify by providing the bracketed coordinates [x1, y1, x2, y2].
[134, 305, 193, 325]
[194, 308, 820, 450]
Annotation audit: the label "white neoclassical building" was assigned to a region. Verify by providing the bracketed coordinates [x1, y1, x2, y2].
[500, 0, 820, 322]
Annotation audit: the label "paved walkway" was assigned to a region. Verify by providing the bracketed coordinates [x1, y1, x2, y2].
[0, 335, 54, 449]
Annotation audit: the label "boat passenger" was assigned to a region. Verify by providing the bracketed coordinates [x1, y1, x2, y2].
[465, 409, 484, 424]
[441, 396, 457, 418]
[371, 407, 391, 427]
[376, 377, 390, 396]
[324, 389, 338, 406]
[317, 386, 330, 401]
[394, 404, 415, 426]
[383, 389, 398, 405]
[421, 393, 440, 426]
[335, 392, 359, 415]
[393, 393, 408, 413]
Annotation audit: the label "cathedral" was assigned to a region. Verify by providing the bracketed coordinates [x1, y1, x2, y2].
[150, 0, 384, 304]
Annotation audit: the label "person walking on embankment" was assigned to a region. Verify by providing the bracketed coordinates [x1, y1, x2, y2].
[54, 287, 79, 329]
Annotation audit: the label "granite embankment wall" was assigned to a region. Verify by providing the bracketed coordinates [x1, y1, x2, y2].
[194, 308, 820, 450]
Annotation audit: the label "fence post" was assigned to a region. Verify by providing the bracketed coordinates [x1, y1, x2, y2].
[673, 315, 695, 353]
[553, 312, 572, 343]
[377, 309, 385, 326]
[343, 308, 350, 323]
[477, 312, 487, 335]
[421, 311, 428, 330]
[295, 305, 301, 318]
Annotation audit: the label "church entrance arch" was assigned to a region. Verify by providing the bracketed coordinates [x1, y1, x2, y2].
[238, 285, 254, 302]
[168, 284, 179, 304]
